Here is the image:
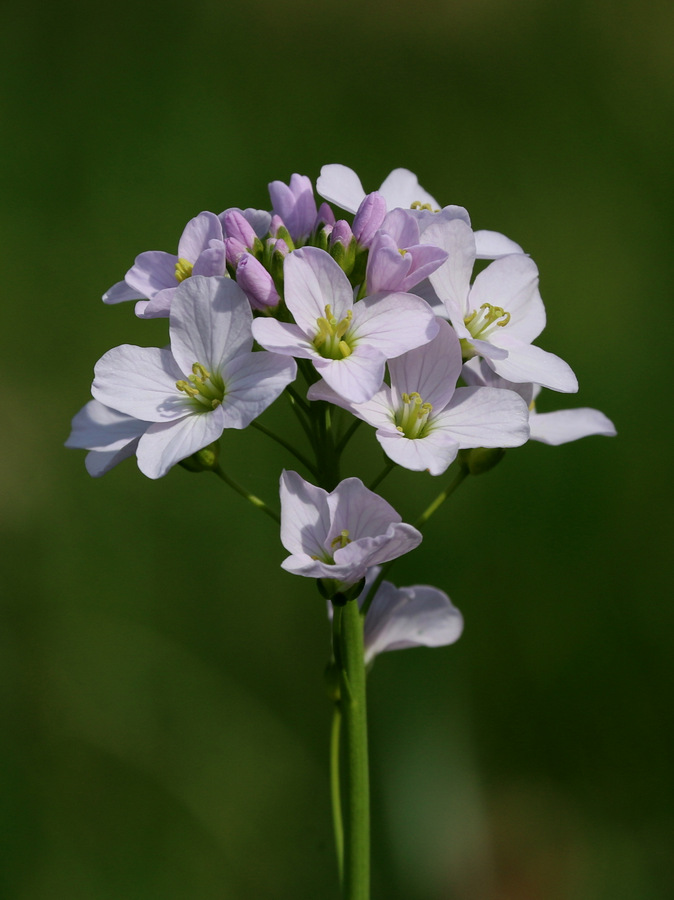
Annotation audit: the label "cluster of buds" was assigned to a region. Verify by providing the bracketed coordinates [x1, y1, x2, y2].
[67, 164, 615, 660]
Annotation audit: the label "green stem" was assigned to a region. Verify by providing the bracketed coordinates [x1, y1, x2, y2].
[413, 464, 469, 529]
[251, 420, 319, 477]
[368, 460, 395, 492]
[337, 418, 362, 454]
[334, 601, 370, 900]
[330, 704, 344, 885]
[212, 465, 280, 523]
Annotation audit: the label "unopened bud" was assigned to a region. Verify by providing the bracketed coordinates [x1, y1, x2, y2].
[353, 191, 387, 247]
[179, 441, 220, 473]
[458, 447, 506, 475]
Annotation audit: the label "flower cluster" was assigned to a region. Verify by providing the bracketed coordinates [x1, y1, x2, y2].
[67, 164, 615, 657]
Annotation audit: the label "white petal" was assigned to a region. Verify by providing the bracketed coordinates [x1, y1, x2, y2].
[136, 408, 227, 479]
[169, 276, 253, 374]
[313, 346, 386, 404]
[92, 345, 188, 422]
[307, 381, 395, 431]
[177, 211, 223, 260]
[65, 399, 148, 451]
[284, 248, 354, 335]
[529, 408, 616, 445]
[470, 255, 545, 343]
[352, 292, 439, 359]
[430, 386, 530, 448]
[474, 230, 524, 259]
[316, 164, 366, 213]
[422, 218, 475, 322]
[364, 582, 463, 665]
[378, 168, 439, 211]
[102, 280, 142, 304]
[85, 443, 140, 477]
[251, 318, 320, 360]
[326, 477, 401, 545]
[335, 523, 422, 570]
[389, 318, 461, 411]
[279, 470, 331, 558]
[220, 352, 296, 428]
[376, 429, 460, 475]
[489, 339, 578, 393]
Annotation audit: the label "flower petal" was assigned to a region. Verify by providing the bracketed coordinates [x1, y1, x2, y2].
[388, 318, 461, 411]
[488, 338, 578, 393]
[177, 212, 224, 261]
[136, 407, 226, 479]
[351, 292, 439, 359]
[316, 164, 366, 213]
[470, 254, 545, 343]
[422, 218, 476, 323]
[280, 470, 331, 558]
[251, 318, 321, 360]
[326, 477, 401, 545]
[529, 408, 616, 445]
[313, 345, 386, 404]
[376, 429, 461, 475]
[431, 385, 530, 448]
[220, 352, 297, 429]
[378, 168, 439, 211]
[284, 248, 354, 334]
[474, 230, 524, 259]
[92, 346, 187, 422]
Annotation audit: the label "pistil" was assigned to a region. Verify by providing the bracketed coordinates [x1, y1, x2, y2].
[395, 392, 433, 439]
[176, 362, 224, 410]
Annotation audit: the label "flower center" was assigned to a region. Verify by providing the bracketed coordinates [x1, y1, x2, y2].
[313, 304, 354, 360]
[410, 201, 439, 212]
[175, 257, 194, 283]
[310, 530, 351, 563]
[464, 303, 511, 340]
[395, 392, 433, 439]
[176, 362, 225, 411]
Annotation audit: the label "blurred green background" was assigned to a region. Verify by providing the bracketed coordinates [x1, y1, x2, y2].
[1, 0, 672, 897]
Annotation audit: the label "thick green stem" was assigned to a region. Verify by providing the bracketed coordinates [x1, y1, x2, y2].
[330, 704, 344, 885]
[334, 601, 370, 900]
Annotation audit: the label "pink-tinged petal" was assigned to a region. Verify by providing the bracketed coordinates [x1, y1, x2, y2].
[326, 477, 401, 545]
[177, 212, 223, 261]
[470, 255, 545, 342]
[137, 287, 175, 319]
[125, 251, 177, 298]
[65, 400, 148, 451]
[364, 582, 463, 664]
[376, 428, 460, 475]
[170, 276, 253, 374]
[378, 168, 439, 211]
[380, 208, 421, 247]
[389, 318, 461, 411]
[102, 280, 142, 304]
[192, 240, 227, 277]
[92, 346, 188, 422]
[280, 470, 331, 558]
[529, 408, 616, 445]
[284, 248, 354, 334]
[313, 345, 386, 404]
[415, 205, 471, 237]
[353, 192, 387, 246]
[396, 244, 448, 292]
[351, 293, 439, 359]
[431, 386, 530, 448]
[268, 174, 317, 242]
[136, 407, 227, 479]
[307, 381, 395, 431]
[236, 254, 280, 309]
[423, 218, 475, 322]
[474, 230, 524, 259]
[220, 207, 272, 239]
[366, 234, 413, 293]
[334, 523, 422, 570]
[488, 338, 578, 393]
[251, 318, 321, 360]
[219, 352, 296, 428]
[316, 164, 366, 213]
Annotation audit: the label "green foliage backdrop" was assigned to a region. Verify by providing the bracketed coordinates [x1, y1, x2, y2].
[1, 1, 672, 897]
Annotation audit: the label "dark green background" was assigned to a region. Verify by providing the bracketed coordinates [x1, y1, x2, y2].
[2, 1, 671, 897]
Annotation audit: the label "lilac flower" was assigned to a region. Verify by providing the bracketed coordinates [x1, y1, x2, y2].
[103, 211, 227, 319]
[65, 400, 150, 477]
[235, 253, 281, 310]
[352, 192, 387, 247]
[309, 319, 529, 475]
[92, 276, 297, 479]
[268, 174, 320, 244]
[279, 471, 422, 587]
[360, 576, 463, 665]
[219, 206, 272, 241]
[422, 217, 578, 393]
[251, 247, 439, 404]
[365, 208, 448, 293]
[462, 358, 616, 445]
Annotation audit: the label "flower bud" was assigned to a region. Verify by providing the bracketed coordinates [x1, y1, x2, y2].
[179, 441, 220, 472]
[458, 447, 506, 475]
[353, 191, 387, 247]
[222, 208, 258, 249]
[236, 253, 281, 310]
[329, 220, 357, 275]
[225, 236, 248, 268]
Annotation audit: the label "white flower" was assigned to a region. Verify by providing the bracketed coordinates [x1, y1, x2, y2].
[65, 399, 150, 477]
[309, 319, 529, 475]
[92, 276, 296, 478]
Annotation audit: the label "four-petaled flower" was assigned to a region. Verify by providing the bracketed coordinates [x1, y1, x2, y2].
[252, 247, 439, 404]
[92, 276, 297, 478]
[279, 471, 422, 587]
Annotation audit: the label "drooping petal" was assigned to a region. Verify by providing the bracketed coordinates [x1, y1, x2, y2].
[363, 581, 463, 665]
[124, 251, 178, 298]
[169, 276, 253, 375]
[283, 248, 354, 334]
[219, 352, 296, 429]
[279, 470, 331, 558]
[85, 443, 141, 477]
[529, 408, 616, 445]
[316, 164, 366, 213]
[430, 385, 530, 448]
[65, 399, 148, 452]
[102, 280, 142, 305]
[136, 407, 227, 479]
[388, 318, 462, 412]
[92, 345, 188, 422]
